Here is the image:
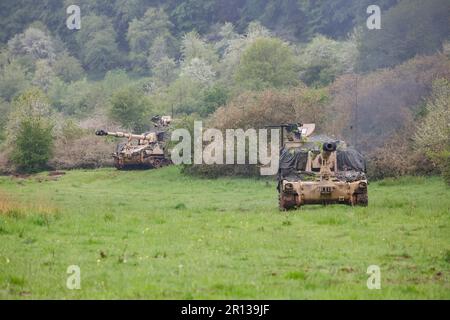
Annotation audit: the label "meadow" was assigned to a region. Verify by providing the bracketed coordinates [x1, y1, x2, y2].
[0, 166, 449, 299]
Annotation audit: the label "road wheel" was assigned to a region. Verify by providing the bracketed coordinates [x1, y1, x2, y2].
[115, 159, 124, 170]
[356, 193, 368, 206]
[279, 194, 297, 211]
[152, 158, 162, 168]
[279, 195, 287, 211]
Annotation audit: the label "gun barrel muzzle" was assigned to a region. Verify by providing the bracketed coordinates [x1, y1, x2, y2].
[95, 130, 108, 136]
[323, 142, 337, 152]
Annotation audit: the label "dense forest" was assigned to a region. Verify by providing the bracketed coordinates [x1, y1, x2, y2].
[0, 0, 449, 183]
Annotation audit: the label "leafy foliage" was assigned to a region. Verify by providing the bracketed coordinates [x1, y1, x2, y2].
[298, 35, 357, 87]
[358, 0, 450, 71]
[0, 0, 448, 178]
[127, 7, 174, 73]
[329, 55, 450, 152]
[7, 88, 54, 173]
[76, 15, 121, 73]
[10, 118, 54, 173]
[53, 52, 84, 83]
[415, 79, 450, 185]
[109, 87, 152, 132]
[236, 38, 299, 90]
[7, 27, 56, 62]
[0, 60, 29, 101]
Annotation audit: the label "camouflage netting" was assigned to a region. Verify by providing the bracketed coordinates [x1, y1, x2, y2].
[278, 135, 367, 183]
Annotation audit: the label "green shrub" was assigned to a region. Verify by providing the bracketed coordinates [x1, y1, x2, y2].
[109, 87, 152, 132]
[10, 118, 54, 173]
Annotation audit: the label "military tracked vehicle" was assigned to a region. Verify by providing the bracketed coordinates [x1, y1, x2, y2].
[95, 116, 172, 170]
[275, 123, 368, 210]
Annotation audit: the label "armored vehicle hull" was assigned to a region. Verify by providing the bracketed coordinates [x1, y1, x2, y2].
[95, 116, 173, 170]
[113, 142, 171, 169]
[274, 124, 368, 210]
[279, 179, 368, 210]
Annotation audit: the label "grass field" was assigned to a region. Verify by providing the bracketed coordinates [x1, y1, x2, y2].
[0, 166, 449, 299]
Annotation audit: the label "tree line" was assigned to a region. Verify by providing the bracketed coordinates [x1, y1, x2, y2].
[0, 0, 448, 184]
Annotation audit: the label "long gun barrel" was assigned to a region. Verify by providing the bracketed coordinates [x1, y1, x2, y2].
[95, 130, 156, 142]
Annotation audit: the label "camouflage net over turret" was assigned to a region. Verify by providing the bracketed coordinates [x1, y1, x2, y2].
[278, 135, 366, 183]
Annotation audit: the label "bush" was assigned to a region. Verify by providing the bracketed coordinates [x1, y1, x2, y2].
[10, 118, 54, 173]
[109, 87, 152, 132]
[184, 86, 330, 178]
[5, 88, 54, 173]
[48, 118, 117, 170]
[199, 85, 229, 117]
[0, 150, 11, 174]
[441, 151, 450, 186]
[210, 86, 329, 131]
[49, 135, 114, 170]
[415, 79, 450, 185]
[367, 132, 437, 181]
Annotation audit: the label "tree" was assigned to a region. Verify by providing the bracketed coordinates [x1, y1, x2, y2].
[47, 77, 68, 112]
[415, 79, 450, 184]
[199, 85, 229, 116]
[59, 79, 99, 116]
[109, 87, 152, 132]
[329, 54, 450, 152]
[219, 21, 271, 85]
[298, 35, 358, 87]
[32, 59, 55, 92]
[166, 76, 205, 115]
[298, 0, 398, 40]
[127, 7, 174, 73]
[7, 27, 56, 62]
[53, 52, 84, 83]
[169, 0, 216, 34]
[7, 88, 54, 172]
[147, 35, 178, 70]
[152, 57, 177, 86]
[181, 57, 216, 85]
[181, 31, 218, 65]
[113, 0, 146, 48]
[0, 99, 11, 142]
[358, 0, 450, 71]
[0, 60, 29, 101]
[76, 15, 120, 73]
[214, 22, 239, 56]
[101, 69, 132, 94]
[236, 37, 299, 90]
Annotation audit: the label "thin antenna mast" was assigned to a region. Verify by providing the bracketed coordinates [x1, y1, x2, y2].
[353, 74, 359, 148]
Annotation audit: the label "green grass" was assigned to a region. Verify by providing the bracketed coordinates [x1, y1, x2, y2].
[0, 167, 449, 299]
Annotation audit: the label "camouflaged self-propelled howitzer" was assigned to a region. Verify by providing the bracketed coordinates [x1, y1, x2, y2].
[274, 123, 368, 210]
[95, 116, 172, 170]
